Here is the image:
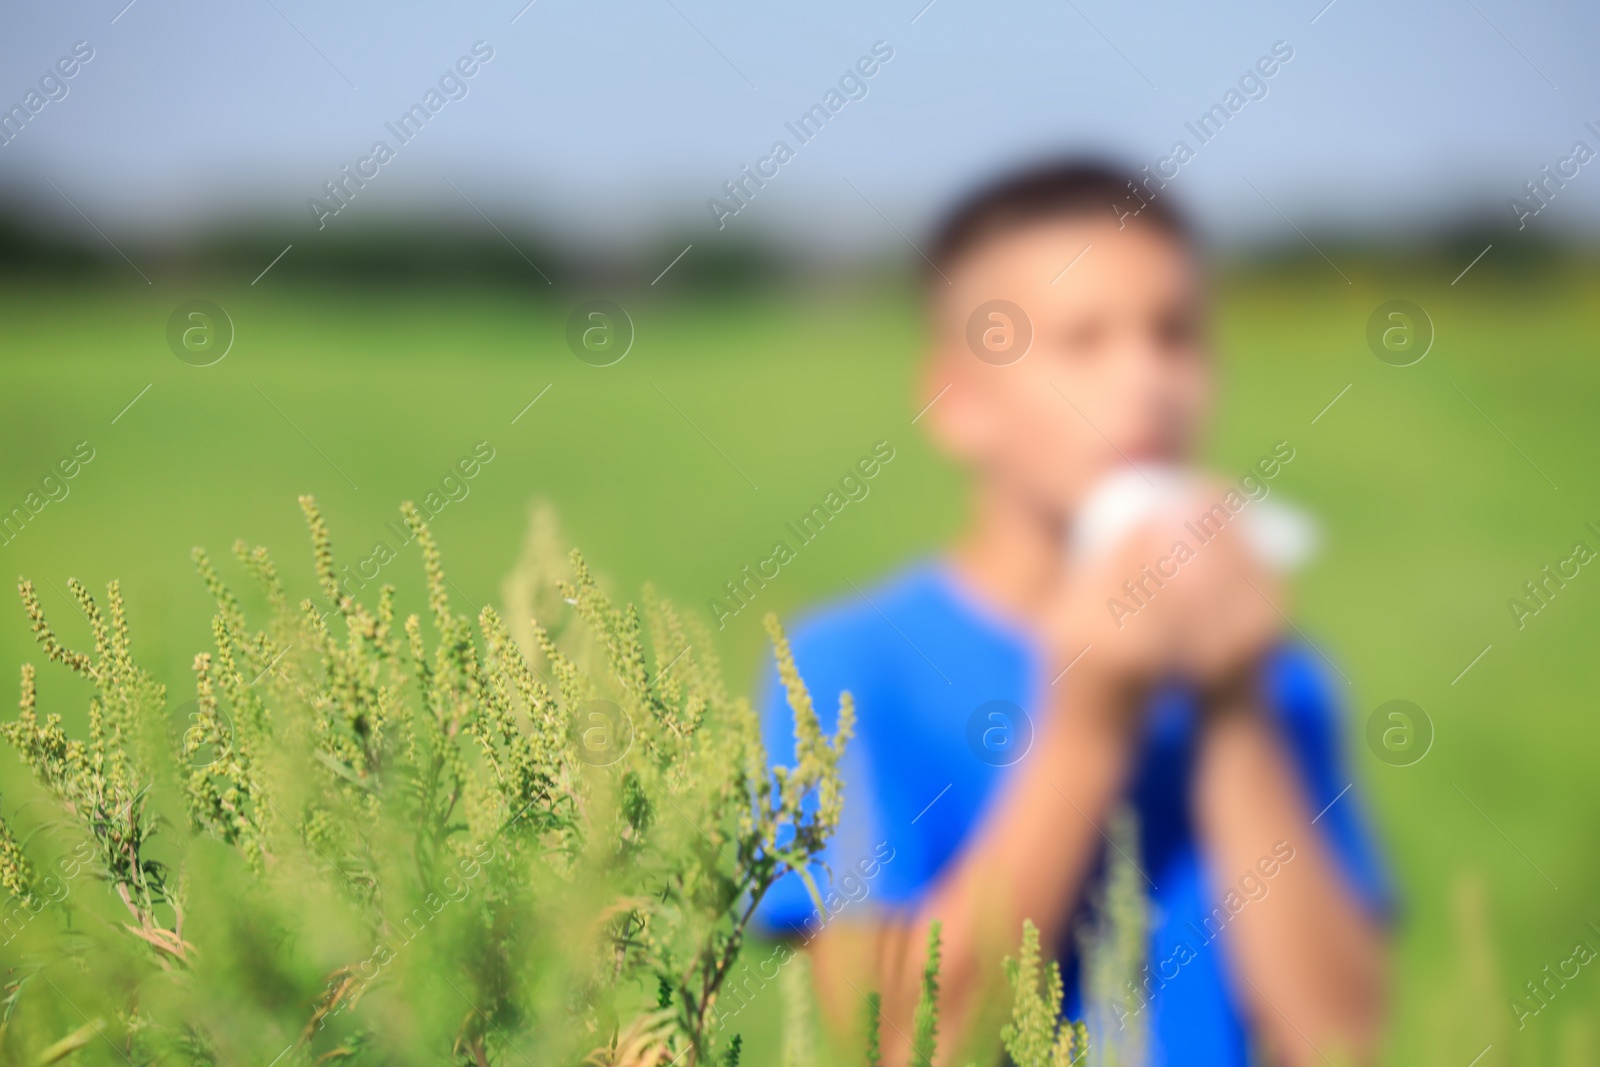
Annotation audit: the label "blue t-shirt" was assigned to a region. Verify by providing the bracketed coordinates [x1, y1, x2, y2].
[754, 562, 1390, 1067]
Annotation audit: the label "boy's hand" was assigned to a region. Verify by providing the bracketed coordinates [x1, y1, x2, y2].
[1046, 484, 1286, 719]
[1046, 523, 1180, 711]
[1163, 490, 1286, 692]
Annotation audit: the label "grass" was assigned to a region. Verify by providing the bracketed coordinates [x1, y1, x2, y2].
[2, 257, 1598, 1064]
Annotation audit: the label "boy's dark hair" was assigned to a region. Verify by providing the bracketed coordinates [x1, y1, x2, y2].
[926, 159, 1194, 283]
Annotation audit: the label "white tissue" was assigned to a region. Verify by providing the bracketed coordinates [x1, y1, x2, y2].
[1070, 465, 1318, 572]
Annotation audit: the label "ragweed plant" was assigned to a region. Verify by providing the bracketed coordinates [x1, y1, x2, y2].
[1, 578, 178, 963]
[851, 834, 1138, 1067]
[911, 921, 943, 1066]
[1076, 808, 1147, 1067]
[0, 497, 851, 1067]
[1001, 920, 1088, 1067]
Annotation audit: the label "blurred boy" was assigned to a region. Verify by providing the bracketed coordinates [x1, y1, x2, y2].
[754, 162, 1389, 1066]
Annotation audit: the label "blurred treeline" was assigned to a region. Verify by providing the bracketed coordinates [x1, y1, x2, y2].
[0, 193, 1588, 291]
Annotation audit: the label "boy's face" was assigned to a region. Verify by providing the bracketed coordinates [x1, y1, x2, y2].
[927, 216, 1212, 519]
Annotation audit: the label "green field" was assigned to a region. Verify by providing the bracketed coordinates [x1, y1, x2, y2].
[2, 260, 1597, 1064]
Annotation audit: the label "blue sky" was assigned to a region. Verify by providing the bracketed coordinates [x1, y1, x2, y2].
[2, 0, 1597, 252]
